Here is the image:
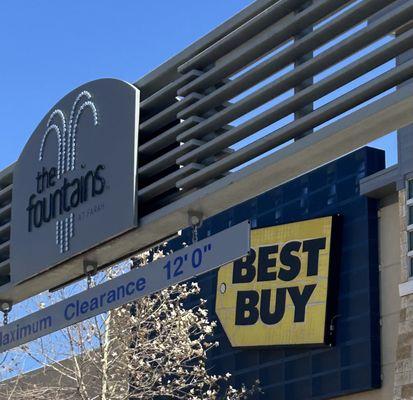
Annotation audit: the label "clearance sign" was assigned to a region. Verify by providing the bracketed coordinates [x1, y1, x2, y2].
[215, 216, 340, 347]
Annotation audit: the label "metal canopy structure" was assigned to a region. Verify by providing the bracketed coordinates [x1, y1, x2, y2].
[1, 0, 413, 305]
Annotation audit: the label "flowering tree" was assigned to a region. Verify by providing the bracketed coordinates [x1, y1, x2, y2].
[0, 253, 258, 399]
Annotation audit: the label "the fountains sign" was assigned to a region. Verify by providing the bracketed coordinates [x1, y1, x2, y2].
[11, 79, 140, 285]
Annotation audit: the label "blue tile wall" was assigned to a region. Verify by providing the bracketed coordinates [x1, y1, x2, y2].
[168, 147, 384, 400]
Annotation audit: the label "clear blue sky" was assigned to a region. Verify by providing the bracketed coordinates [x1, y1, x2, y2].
[0, 0, 397, 171]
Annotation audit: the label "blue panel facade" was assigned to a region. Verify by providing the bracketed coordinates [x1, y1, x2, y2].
[169, 147, 384, 399]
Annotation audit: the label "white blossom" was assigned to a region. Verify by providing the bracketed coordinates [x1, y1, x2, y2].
[0, 249, 259, 399]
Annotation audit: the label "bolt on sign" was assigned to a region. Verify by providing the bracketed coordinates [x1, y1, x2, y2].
[11, 79, 140, 285]
[215, 216, 340, 347]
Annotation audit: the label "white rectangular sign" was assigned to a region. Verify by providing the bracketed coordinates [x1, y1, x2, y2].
[0, 221, 250, 353]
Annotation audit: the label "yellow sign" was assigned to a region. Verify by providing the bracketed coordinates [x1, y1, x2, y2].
[215, 216, 338, 347]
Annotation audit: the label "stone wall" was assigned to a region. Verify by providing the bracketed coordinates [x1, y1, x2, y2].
[393, 189, 413, 400]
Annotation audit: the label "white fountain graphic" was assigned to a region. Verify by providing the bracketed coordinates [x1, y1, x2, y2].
[38, 91, 99, 254]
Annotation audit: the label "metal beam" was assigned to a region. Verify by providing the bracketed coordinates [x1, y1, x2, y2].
[139, 116, 204, 155]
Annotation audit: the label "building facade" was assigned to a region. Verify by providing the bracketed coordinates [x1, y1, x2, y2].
[1, 0, 413, 398]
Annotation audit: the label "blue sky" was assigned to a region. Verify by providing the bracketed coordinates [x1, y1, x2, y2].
[0, 0, 397, 171]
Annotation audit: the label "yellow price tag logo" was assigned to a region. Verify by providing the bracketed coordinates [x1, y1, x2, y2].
[215, 216, 340, 347]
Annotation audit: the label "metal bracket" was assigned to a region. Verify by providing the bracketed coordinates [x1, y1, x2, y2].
[0, 301, 12, 325]
[84, 261, 98, 288]
[329, 314, 341, 337]
[188, 210, 203, 229]
[188, 211, 203, 243]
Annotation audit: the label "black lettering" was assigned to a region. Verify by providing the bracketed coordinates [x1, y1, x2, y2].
[41, 167, 48, 192]
[48, 167, 57, 187]
[303, 238, 326, 276]
[93, 165, 106, 195]
[257, 245, 278, 281]
[233, 249, 256, 284]
[26, 194, 36, 232]
[260, 288, 286, 325]
[36, 171, 42, 194]
[83, 171, 94, 201]
[235, 291, 259, 325]
[27, 165, 106, 232]
[288, 284, 316, 322]
[80, 175, 85, 203]
[34, 200, 43, 228]
[279, 241, 302, 281]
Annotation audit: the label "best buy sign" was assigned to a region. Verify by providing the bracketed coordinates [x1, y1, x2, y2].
[215, 216, 340, 347]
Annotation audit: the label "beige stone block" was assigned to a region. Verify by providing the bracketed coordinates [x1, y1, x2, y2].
[401, 297, 411, 309]
[401, 383, 413, 399]
[400, 308, 407, 322]
[401, 269, 409, 284]
[396, 345, 412, 360]
[405, 306, 413, 322]
[399, 319, 413, 335]
[397, 332, 413, 346]
[394, 385, 402, 400]
[400, 295, 413, 309]
[395, 359, 413, 374]
[394, 371, 413, 387]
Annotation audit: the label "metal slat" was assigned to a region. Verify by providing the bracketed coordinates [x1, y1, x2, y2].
[0, 204, 11, 221]
[0, 260, 10, 272]
[0, 259, 10, 286]
[134, 0, 279, 96]
[0, 222, 10, 237]
[139, 116, 204, 155]
[178, 0, 353, 97]
[178, 0, 303, 74]
[138, 163, 203, 202]
[139, 93, 203, 134]
[177, 57, 413, 190]
[139, 139, 204, 179]
[177, 28, 413, 165]
[177, 0, 412, 144]
[140, 70, 203, 113]
[178, 0, 398, 120]
[0, 163, 14, 184]
[133, 81, 413, 259]
[0, 185, 12, 206]
[0, 241, 9, 254]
